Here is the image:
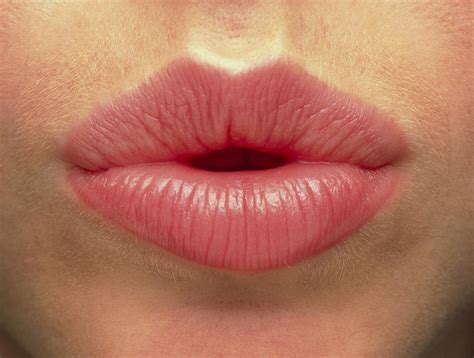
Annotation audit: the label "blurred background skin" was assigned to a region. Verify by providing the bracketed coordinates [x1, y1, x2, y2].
[0, 1, 472, 356]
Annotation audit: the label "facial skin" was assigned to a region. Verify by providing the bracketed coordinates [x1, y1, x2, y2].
[0, 1, 473, 356]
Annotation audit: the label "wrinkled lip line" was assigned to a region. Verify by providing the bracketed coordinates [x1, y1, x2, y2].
[77, 157, 381, 175]
[63, 57, 407, 273]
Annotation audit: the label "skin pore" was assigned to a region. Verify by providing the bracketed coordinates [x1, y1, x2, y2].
[0, 1, 473, 356]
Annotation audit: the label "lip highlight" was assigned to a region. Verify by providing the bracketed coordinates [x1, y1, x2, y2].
[63, 58, 407, 272]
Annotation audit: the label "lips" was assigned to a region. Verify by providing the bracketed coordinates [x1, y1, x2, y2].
[63, 58, 407, 272]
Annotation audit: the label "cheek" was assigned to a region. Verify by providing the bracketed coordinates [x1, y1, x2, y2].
[1, 1, 187, 157]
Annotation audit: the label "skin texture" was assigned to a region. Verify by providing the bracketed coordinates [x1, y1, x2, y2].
[0, 0, 473, 356]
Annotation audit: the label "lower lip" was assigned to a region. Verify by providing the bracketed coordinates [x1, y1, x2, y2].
[68, 161, 399, 272]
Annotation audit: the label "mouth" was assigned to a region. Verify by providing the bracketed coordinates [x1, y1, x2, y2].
[63, 58, 407, 273]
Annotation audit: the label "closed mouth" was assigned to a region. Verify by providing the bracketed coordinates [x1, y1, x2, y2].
[63, 58, 407, 273]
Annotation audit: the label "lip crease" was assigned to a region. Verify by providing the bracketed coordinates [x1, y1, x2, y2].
[62, 58, 407, 273]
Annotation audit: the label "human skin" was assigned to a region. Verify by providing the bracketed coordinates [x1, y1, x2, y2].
[0, 0, 473, 356]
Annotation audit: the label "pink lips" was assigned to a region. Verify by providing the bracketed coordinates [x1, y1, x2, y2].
[63, 58, 407, 272]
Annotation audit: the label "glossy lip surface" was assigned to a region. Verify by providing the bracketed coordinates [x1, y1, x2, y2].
[63, 58, 407, 273]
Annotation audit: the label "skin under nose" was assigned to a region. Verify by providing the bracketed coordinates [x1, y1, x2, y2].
[185, 1, 284, 72]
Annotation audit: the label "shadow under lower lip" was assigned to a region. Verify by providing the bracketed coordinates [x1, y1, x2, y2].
[67, 161, 399, 273]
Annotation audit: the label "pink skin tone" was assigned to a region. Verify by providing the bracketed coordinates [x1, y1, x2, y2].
[64, 58, 407, 272]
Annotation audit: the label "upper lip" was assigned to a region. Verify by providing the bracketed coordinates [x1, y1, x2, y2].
[64, 58, 406, 172]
